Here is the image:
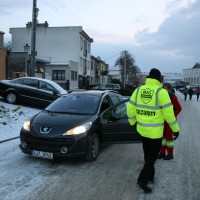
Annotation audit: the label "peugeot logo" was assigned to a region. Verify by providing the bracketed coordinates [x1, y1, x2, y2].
[40, 127, 51, 134]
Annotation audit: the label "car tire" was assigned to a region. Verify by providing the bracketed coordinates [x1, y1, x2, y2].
[85, 133, 100, 161]
[6, 92, 18, 104]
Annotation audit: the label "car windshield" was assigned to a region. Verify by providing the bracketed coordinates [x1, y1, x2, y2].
[45, 94, 101, 114]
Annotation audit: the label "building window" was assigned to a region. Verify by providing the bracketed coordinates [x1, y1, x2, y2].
[83, 40, 87, 57]
[87, 61, 90, 69]
[80, 57, 83, 69]
[91, 61, 94, 70]
[83, 59, 87, 75]
[71, 71, 77, 80]
[88, 43, 90, 54]
[80, 37, 83, 50]
[52, 70, 65, 80]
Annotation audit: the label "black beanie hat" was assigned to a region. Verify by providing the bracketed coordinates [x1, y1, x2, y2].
[148, 68, 161, 82]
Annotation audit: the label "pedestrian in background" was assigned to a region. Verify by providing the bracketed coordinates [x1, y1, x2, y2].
[183, 87, 188, 101]
[127, 68, 180, 193]
[195, 86, 200, 101]
[158, 83, 182, 160]
[188, 87, 194, 100]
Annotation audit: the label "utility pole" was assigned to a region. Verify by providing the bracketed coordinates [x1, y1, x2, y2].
[30, 0, 38, 77]
[123, 50, 127, 88]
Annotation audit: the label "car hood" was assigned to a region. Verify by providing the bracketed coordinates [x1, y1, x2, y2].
[32, 110, 96, 127]
[30, 110, 97, 137]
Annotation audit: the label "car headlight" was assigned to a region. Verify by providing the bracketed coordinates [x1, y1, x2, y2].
[63, 122, 92, 136]
[22, 120, 30, 132]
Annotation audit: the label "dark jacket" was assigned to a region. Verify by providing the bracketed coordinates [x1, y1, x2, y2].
[188, 88, 194, 95]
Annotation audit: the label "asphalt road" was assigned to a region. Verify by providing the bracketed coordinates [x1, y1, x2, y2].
[0, 92, 200, 200]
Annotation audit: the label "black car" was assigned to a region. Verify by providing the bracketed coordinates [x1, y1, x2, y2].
[19, 90, 141, 161]
[0, 77, 68, 108]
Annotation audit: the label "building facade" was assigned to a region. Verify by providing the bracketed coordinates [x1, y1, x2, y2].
[183, 63, 200, 85]
[162, 72, 182, 84]
[0, 31, 7, 80]
[91, 56, 109, 86]
[9, 22, 94, 89]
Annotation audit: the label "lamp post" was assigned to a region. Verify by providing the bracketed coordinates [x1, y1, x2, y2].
[123, 50, 127, 88]
[30, 0, 38, 77]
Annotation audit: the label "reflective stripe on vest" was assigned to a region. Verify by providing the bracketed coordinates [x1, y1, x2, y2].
[129, 87, 172, 110]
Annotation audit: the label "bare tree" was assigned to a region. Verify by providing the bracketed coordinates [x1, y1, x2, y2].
[4, 41, 12, 51]
[114, 50, 141, 87]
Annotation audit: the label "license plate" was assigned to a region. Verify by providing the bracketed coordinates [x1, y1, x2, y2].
[32, 150, 53, 160]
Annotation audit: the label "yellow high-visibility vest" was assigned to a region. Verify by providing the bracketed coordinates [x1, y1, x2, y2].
[127, 78, 180, 139]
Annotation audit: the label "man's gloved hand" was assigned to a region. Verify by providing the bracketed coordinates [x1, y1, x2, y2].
[174, 132, 179, 140]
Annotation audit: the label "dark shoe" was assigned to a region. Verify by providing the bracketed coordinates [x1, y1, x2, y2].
[164, 155, 174, 160]
[157, 153, 165, 159]
[137, 182, 152, 193]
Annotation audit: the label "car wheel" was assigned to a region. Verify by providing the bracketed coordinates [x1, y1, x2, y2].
[85, 133, 100, 161]
[6, 92, 18, 104]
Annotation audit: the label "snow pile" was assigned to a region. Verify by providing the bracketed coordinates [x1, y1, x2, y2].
[0, 101, 41, 141]
[0, 105, 24, 126]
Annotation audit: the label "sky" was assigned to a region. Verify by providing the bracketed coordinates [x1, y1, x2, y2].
[0, 0, 200, 73]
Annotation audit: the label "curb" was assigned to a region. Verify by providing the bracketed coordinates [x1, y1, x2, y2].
[0, 136, 19, 144]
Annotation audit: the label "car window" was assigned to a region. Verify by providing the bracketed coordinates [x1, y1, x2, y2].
[46, 94, 101, 114]
[110, 95, 121, 105]
[102, 101, 127, 120]
[15, 79, 23, 85]
[100, 96, 111, 113]
[23, 79, 38, 88]
[39, 81, 55, 92]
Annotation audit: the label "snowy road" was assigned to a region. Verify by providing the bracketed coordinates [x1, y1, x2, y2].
[0, 92, 200, 200]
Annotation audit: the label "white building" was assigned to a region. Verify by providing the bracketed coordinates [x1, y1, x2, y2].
[138, 72, 182, 85]
[183, 63, 200, 85]
[109, 66, 121, 81]
[9, 22, 93, 89]
[162, 72, 182, 84]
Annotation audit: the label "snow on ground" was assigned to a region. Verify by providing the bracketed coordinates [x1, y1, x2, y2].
[0, 98, 41, 141]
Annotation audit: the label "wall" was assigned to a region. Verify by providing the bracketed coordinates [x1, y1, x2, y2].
[183, 68, 200, 85]
[7, 52, 29, 79]
[0, 48, 7, 80]
[10, 26, 92, 72]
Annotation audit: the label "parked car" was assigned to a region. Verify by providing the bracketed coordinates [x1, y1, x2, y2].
[0, 77, 68, 108]
[19, 90, 141, 161]
[92, 83, 121, 90]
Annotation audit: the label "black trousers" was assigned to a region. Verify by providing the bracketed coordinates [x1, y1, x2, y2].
[197, 94, 200, 101]
[137, 137, 162, 185]
[184, 94, 187, 101]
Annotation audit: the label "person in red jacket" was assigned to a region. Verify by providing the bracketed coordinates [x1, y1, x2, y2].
[158, 83, 182, 160]
[196, 86, 200, 101]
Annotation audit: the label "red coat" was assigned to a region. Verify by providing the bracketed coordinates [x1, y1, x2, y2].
[163, 93, 182, 138]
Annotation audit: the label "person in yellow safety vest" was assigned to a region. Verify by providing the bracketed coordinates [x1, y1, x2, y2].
[127, 68, 180, 193]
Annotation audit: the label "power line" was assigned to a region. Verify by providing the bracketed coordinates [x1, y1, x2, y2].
[38, 0, 124, 65]
[103, 52, 121, 61]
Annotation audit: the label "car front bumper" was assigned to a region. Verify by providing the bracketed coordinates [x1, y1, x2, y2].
[19, 131, 89, 159]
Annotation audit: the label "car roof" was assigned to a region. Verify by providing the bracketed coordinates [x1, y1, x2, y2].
[15, 77, 55, 84]
[14, 77, 67, 94]
[69, 89, 120, 96]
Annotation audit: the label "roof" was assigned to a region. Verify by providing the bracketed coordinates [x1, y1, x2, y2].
[69, 90, 120, 96]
